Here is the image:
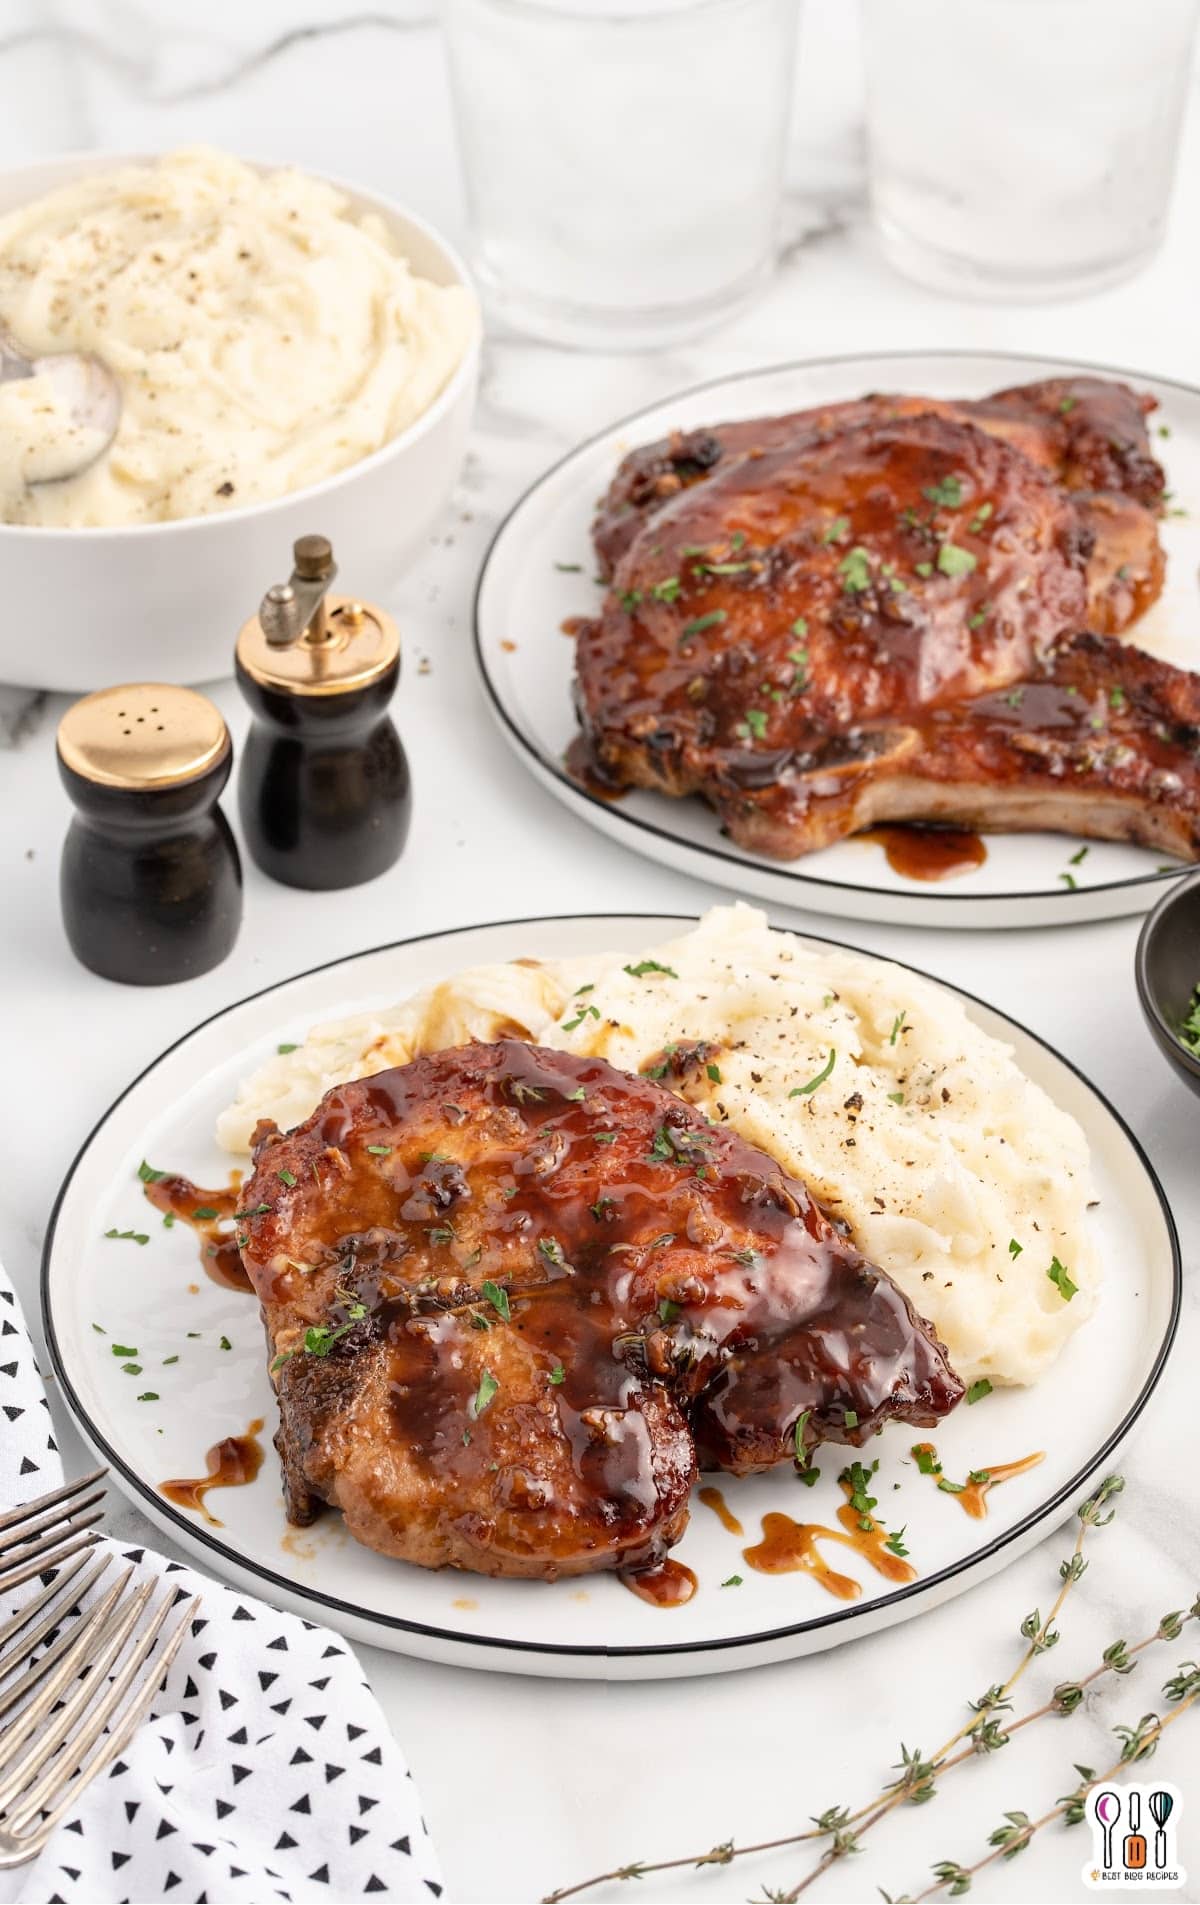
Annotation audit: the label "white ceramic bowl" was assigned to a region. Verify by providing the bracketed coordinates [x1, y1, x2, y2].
[0, 153, 481, 692]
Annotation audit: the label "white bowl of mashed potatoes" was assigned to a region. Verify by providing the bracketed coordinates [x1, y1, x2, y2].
[0, 147, 480, 690]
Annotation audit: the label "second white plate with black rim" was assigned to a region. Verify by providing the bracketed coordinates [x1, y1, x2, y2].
[42, 914, 1178, 1678]
[474, 349, 1200, 929]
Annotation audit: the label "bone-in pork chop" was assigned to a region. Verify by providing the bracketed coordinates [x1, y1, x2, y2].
[237, 1040, 962, 1580]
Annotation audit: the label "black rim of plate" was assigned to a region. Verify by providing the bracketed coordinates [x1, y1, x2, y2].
[472, 345, 1198, 914]
[42, 912, 1182, 1662]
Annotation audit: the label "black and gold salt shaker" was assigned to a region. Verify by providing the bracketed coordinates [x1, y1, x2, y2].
[235, 534, 410, 889]
[57, 684, 243, 985]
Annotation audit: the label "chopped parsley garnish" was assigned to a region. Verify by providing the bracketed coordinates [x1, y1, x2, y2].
[969, 503, 994, 532]
[366, 1144, 392, 1156]
[277, 1168, 297, 1187]
[92, 1323, 106, 1335]
[111, 1343, 138, 1359]
[481, 1280, 510, 1322]
[162, 1212, 175, 1229]
[912, 1445, 941, 1476]
[538, 1236, 566, 1267]
[923, 474, 963, 509]
[793, 1409, 811, 1468]
[844, 1409, 859, 1429]
[966, 1378, 993, 1405]
[651, 575, 681, 602]
[657, 1298, 681, 1325]
[136, 1392, 159, 1403]
[914, 561, 934, 578]
[721, 1575, 744, 1588]
[1008, 1238, 1023, 1258]
[645, 1127, 675, 1163]
[590, 1196, 616, 1221]
[937, 542, 977, 578]
[554, 560, 583, 572]
[736, 708, 769, 742]
[624, 959, 679, 979]
[1058, 395, 1078, 414]
[277, 1042, 299, 1055]
[548, 1365, 566, 1385]
[162, 1355, 179, 1366]
[1047, 1256, 1078, 1302]
[192, 1206, 219, 1221]
[429, 1226, 455, 1246]
[104, 1228, 149, 1246]
[838, 546, 872, 593]
[820, 516, 849, 545]
[618, 589, 642, 612]
[1178, 985, 1200, 1050]
[121, 1363, 142, 1376]
[1109, 685, 1127, 711]
[270, 1319, 353, 1370]
[594, 1132, 618, 1145]
[1059, 871, 1077, 891]
[706, 1062, 722, 1084]
[968, 609, 988, 630]
[889, 1011, 907, 1046]
[797, 1465, 821, 1488]
[792, 617, 808, 639]
[471, 1312, 491, 1331]
[137, 1160, 169, 1184]
[789, 1048, 835, 1097]
[680, 611, 726, 638]
[219, 1335, 232, 1351]
[562, 1002, 601, 1032]
[233, 1204, 272, 1220]
[472, 1370, 499, 1417]
[840, 1458, 878, 1516]
[884, 1527, 909, 1558]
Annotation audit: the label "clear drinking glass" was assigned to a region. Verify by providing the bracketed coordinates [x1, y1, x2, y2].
[862, 0, 1200, 301]
[443, 0, 800, 349]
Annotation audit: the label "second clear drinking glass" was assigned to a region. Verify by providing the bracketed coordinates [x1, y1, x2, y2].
[443, 0, 800, 350]
[862, 0, 1200, 302]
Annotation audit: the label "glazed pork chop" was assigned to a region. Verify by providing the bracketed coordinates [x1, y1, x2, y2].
[592, 375, 1166, 629]
[573, 378, 1187, 862]
[237, 1039, 962, 1580]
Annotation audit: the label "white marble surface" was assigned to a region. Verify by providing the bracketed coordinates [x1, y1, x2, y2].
[1, 5, 1199, 1902]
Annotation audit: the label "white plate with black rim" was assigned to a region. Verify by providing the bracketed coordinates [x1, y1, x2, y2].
[474, 349, 1200, 930]
[43, 914, 1179, 1679]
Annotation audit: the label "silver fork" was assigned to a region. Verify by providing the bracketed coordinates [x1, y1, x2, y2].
[0, 1468, 199, 1868]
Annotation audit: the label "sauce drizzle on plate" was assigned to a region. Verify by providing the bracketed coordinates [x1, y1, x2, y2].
[743, 1477, 917, 1601]
[622, 1558, 698, 1608]
[912, 1442, 1045, 1518]
[143, 1170, 251, 1293]
[860, 824, 987, 882]
[161, 1419, 264, 1527]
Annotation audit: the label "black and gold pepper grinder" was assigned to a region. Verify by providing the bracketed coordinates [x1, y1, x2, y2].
[57, 684, 243, 985]
[235, 534, 410, 889]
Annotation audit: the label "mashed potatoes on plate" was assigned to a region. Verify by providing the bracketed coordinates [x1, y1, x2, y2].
[217, 906, 1098, 1387]
[0, 146, 477, 526]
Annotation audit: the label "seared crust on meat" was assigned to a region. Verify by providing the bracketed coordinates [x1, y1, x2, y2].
[575, 376, 1181, 862]
[238, 1040, 962, 1580]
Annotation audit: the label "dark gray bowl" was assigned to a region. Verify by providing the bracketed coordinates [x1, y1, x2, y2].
[1135, 869, 1200, 1096]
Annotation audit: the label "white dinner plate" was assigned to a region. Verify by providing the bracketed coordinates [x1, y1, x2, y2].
[43, 915, 1179, 1679]
[474, 349, 1200, 929]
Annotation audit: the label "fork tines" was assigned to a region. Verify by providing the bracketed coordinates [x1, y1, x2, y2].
[0, 1470, 199, 1868]
[0, 1468, 108, 1598]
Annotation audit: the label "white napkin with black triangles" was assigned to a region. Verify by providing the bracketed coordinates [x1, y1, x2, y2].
[0, 1263, 443, 1905]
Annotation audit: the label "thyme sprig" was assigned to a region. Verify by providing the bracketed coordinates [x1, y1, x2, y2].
[905, 1663, 1200, 1900]
[540, 1476, 1164, 1905]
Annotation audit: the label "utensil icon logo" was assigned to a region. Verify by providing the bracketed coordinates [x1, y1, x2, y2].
[1084, 1780, 1186, 1889]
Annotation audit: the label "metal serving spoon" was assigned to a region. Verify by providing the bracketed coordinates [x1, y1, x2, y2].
[0, 331, 121, 483]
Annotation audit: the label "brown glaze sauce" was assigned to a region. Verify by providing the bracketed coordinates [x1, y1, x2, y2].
[161, 1419, 265, 1527]
[143, 1171, 251, 1293]
[912, 1443, 1045, 1519]
[698, 1485, 744, 1537]
[564, 733, 627, 802]
[860, 824, 987, 882]
[743, 1478, 917, 1601]
[623, 1558, 698, 1608]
